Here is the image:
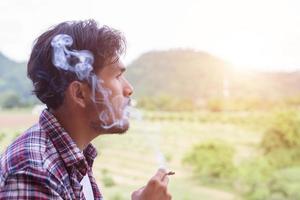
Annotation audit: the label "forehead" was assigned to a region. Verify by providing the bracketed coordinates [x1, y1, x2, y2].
[97, 59, 126, 76]
[110, 60, 126, 71]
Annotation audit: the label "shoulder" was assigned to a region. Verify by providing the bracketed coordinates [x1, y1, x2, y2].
[0, 168, 63, 199]
[0, 123, 71, 190]
[0, 124, 50, 182]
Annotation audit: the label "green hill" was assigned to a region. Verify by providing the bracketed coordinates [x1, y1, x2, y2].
[126, 49, 231, 100]
[126, 50, 300, 101]
[0, 53, 37, 107]
[1, 49, 300, 109]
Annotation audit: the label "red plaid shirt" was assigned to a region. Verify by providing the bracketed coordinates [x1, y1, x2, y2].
[0, 109, 103, 200]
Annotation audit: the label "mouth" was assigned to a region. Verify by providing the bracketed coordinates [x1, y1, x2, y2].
[93, 96, 132, 131]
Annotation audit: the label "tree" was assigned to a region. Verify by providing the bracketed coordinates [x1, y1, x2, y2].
[1, 91, 21, 108]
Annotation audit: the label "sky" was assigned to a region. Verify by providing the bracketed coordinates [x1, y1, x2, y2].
[1, 0, 300, 71]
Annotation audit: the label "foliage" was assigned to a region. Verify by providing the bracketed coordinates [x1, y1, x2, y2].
[237, 110, 300, 199]
[236, 158, 274, 200]
[137, 94, 284, 112]
[183, 140, 235, 179]
[207, 98, 224, 112]
[101, 169, 116, 187]
[111, 193, 126, 200]
[261, 110, 300, 167]
[1, 91, 22, 108]
[102, 174, 116, 187]
[3, 106, 300, 199]
[263, 110, 300, 150]
[142, 110, 269, 131]
[137, 95, 196, 111]
[238, 163, 300, 200]
[269, 167, 300, 199]
[0, 132, 5, 142]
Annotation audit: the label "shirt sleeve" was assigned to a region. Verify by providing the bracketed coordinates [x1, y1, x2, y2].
[0, 171, 63, 200]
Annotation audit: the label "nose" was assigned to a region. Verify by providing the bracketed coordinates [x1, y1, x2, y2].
[123, 78, 133, 97]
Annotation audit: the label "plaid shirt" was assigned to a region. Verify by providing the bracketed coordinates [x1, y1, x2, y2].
[0, 109, 103, 200]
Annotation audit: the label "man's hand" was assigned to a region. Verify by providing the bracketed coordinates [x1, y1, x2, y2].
[131, 168, 172, 200]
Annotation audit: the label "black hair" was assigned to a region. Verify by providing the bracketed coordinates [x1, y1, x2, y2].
[27, 19, 126, 109]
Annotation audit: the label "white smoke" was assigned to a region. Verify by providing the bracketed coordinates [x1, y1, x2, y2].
[51, 34, 93, 81]
[51, 34, 167, 168]
[129, 108, 167, 169]
[51, 34, 130, 131]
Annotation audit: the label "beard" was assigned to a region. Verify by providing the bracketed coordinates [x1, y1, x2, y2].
[88, 97, 131, 135]
[90, 117, 129, 134]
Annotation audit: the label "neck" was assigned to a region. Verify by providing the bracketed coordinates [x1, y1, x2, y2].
[51, 107, 93, 151]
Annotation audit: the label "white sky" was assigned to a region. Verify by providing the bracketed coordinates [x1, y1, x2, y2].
[1, 0, 300, 71]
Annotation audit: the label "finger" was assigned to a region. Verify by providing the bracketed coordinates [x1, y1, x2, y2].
[152, 168, 167, 181]
[137, 186, 146, 191]
[131, 186, 145, 198]
[161, 174, 169, 186]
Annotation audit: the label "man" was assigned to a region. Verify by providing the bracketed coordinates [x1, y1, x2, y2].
[0, 20, 172, 200]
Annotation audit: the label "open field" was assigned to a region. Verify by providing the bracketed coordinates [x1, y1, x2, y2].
[0, 109, 267, 200]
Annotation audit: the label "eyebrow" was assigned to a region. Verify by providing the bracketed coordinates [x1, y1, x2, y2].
[111, 61, 126, 73]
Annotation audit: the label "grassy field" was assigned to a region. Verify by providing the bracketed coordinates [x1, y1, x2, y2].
[0, 109, 267, 200]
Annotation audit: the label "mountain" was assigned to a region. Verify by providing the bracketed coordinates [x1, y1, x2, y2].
[126, 49, 231, 100]
[126, 49, 300, 101]
[1, 49, 300, 109]
[0, 53, 36, 106]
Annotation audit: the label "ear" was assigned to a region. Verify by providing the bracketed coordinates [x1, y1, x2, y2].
[67, 81, 90, 108]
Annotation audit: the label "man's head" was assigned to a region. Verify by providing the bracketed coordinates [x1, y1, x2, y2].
[28, 19, 133, 135]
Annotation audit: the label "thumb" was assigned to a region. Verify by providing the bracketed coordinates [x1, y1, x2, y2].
[131, 186, 145, 200]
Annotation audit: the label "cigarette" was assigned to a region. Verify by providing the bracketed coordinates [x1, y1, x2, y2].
[166, 171, 175, 176]
[162, 171, 175, 180]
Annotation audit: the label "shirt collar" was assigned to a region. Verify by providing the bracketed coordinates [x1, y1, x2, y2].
[39, 109, 98, 171]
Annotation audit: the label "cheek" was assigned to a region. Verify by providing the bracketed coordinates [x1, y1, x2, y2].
[86, 98, 101, 121]
[105, 80, 123, 98]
